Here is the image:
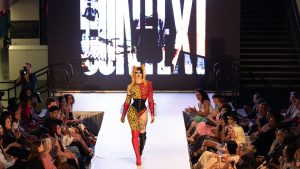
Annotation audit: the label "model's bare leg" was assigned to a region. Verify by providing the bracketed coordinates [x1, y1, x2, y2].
[138, 111, 148, 156]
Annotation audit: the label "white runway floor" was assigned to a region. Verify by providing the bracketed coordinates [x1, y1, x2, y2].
[72, 93, 202, 169]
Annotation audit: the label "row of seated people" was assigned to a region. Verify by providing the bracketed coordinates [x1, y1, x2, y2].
[0, 93, 96, 169]
[183, 89, 300, 169]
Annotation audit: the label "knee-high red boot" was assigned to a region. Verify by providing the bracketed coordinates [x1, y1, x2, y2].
[131, 130, 141, 166]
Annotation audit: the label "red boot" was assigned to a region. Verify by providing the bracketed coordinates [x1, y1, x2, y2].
[131, 130, 141, 166]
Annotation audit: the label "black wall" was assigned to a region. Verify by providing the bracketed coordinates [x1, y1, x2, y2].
[48, 0, 240, 90]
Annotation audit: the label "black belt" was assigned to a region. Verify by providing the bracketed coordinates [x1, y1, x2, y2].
[132, 99, 146, 112]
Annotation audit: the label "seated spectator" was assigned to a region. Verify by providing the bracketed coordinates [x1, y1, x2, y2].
[57, 96, 68, 122]
[257, 129, 288, 168]
[0, 136, 23, 169]
[57, 155, 76, 169]
[200, 113, 246, 152]
[42, 130, 80, 169]
[187, 94, 223, 140]
[283, 92, 298, 120]
[11, 106, 38, 146]
[188, 104, 231, 142]
[279, 144, 297, 169]
[281, 92, 300, 129]
[20, 89, 38, 111]
[43, 98, 58, 119]
[20, 97, 36, 125]
[243, 92, 262, 120]
[236, 153, 258, 169]
[252, 109, 283, 156]
[0, 112, 30, 160]
[43, 106, 64, 135]
[230, 114, 246, 145]
[293, 148, 300, 168]
[27, 140, 45, 169]
[192, 140, 240, 169]
[186, 89, 213, 137]
[64, 94, 78, 123]
[248, 102, 269, 135]
[188, 104, 232, 159]
[51, 125, 79, 168]
[61, 94, 96, 146]
[183, 89, 213, 130]
[41, 137, 57, 169]
[45, 106, 93, 158]
[237, 143, 255, 158]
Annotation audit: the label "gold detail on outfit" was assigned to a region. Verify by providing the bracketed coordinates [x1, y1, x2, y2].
[125, 94, 131, 104]
[131, 83, 141, 98]
[126, 83, 148, 130]
[127, 106, 139, 130]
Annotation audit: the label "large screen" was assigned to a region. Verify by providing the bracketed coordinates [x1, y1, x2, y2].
[80, 0, 206, 76]
[48, 0, 240, 90]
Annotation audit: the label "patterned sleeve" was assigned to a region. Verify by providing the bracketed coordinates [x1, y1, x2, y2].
[147, 81, 155, 116]
[122, 86, 132, 116]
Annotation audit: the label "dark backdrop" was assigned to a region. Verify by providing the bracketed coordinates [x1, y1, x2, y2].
[48, 0, 240, 90]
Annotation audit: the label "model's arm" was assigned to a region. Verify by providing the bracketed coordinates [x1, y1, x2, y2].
[147, 81, 154, 117]
[122, 85, 132, 117]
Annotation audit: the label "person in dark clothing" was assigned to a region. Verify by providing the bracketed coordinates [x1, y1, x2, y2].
[252, 109, 283, 156]
[26, 140, 45, 169]
[0, 112, 30, 160]
[82, 2, 99, 22]
[43, 106, 64, 136]
[15, 63, 38, 102]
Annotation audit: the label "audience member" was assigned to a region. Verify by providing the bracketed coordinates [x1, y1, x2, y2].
[192, 140, 239, 169]
[27, 140, 45, 169]
[248, 102, 269, 135]
[252, 109, 283, 156]
[186, 89, 213, 137]
[15, 63, 38, 102]
[244, 92, 262, 120]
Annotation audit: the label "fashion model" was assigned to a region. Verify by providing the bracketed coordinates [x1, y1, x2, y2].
[120, 65, 155, 166]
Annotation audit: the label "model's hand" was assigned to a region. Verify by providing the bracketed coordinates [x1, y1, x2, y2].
[120, 116, 125, 123]
[151, 115, 155, 123]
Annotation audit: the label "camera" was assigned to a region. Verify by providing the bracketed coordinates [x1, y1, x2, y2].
[20, 66, 27, 78]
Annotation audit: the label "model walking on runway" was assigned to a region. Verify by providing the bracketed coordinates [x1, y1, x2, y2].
[120, 65, 155, 166]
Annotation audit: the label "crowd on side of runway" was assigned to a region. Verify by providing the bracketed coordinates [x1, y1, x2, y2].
[0, 93, 96, 169]
[184, 89, 300, 169]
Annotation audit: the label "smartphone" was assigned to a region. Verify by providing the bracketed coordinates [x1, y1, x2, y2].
[231, 160, 235, 167]
[218, 125, 223, 132]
